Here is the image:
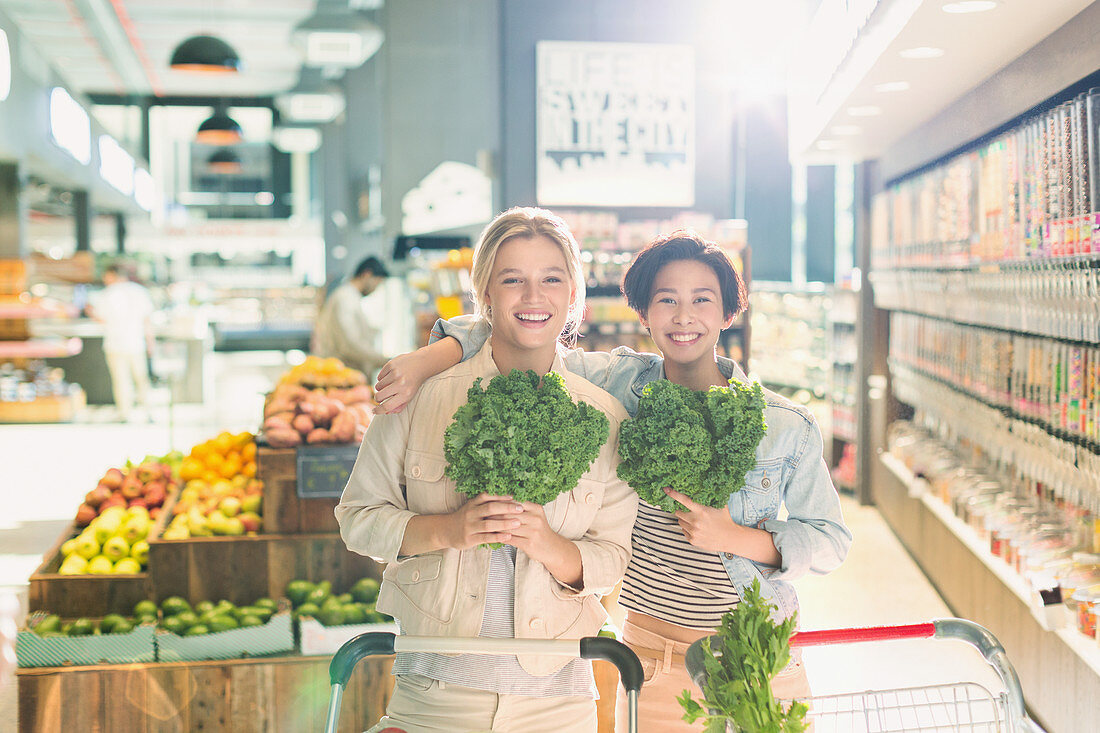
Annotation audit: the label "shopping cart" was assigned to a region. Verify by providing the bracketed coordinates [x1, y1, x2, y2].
[685, 618, 1044, 732]
[324, 632, 645, 733]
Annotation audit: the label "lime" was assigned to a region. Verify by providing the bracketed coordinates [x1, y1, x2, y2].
[350, 577, 381, 604]
[194, 600, 215, 616]
[294, 602, 320, 620]
[239, 615, 264, 628]
[99, 613, 127, 634]
[342, 604, 367, 624]
[68, 618, 95, 636]
[133, 600, 158, 618]
[110, 620, 135, 634]
[284, 580, 313, 607]
[160, 597, 191, 617]
[208, 615, 239, 633]
[184, 624, 209, 636]
[253, 597, 277, 611]
[161, 616, 186, 635]
[34, 614, 61, 635]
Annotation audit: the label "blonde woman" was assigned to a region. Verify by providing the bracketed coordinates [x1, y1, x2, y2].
[336, 207, 638, 733]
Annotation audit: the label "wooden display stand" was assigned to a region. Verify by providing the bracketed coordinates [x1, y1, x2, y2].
[17, 654, 393, 733]
[257, 446, 346, 534]
[147, 532, 380, 605]
[27, 522, 153, 618]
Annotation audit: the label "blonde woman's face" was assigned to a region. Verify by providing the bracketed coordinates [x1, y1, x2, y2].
[484, 235, 575, 357]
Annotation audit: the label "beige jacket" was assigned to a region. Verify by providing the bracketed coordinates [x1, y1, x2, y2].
[336, 341, 637, 675]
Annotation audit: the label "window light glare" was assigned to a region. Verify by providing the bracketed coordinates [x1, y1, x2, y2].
[942, 1, 997, 13]
[816, 140, 841, 151]
[831, 125, 862, 136]
[874, 81, 910, 93]
[899, 47, 945, 60]
[847, 105, 882, 117]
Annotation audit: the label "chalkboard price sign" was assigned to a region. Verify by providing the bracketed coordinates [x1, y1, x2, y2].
[296, 443, 360, 499]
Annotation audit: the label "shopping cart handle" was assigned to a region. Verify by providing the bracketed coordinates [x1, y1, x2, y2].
[580, 636, 644, 693]
[329, 632, 396, 687]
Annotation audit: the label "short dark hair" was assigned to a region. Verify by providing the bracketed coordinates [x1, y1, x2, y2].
[353, 256, 389, 279]
[621, 231, 747, 319]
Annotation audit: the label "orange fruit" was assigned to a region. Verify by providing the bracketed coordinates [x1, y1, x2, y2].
[241, 442, 257, 461]
[242, 461, 257, 478]
[221, 455, 243, 479]
[234, 432, 253, 448]
[214, 432, 234, 455]
[202, 470, 220, 484]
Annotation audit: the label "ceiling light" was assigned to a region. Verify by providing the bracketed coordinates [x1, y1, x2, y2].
[170, 35, 241, 74]
[292, 2, 384, 68]
[272, 125, 322, 154]
[275, 69, 346, 123]
[207, 148, 243, 174]
[874, 81, 910, 93]
[942, 1, 997, 13]
[899, 47, 945, 60]
[196, 110, 244, 145]
[831, 125, 862, 136]
[847, 105, 882, 117]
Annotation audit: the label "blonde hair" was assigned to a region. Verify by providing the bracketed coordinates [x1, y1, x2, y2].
[470, 207, 586, 340]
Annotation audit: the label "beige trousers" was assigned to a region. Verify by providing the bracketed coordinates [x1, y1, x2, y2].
[366, 674, 597, 733]
[104, 350, 150, 419]
[615, 612, 812, 733]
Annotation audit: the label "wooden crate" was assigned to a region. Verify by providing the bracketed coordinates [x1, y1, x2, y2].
[0, 391, 85, 424]
[17, 653, 394, 733]
[27, 523, 153, 618]
[258, 446, 344, 534]
[147, 532, 380, 605]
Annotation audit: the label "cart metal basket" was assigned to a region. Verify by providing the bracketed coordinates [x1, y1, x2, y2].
[324, 632, 644, 733]
[686, 618, 1045, 732]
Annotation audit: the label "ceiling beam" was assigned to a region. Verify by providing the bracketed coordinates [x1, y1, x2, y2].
[70, 0, 153, 94]
[88, 93, 276, 109]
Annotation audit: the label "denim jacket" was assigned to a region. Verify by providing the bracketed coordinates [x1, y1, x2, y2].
[431, 316, 852, 623]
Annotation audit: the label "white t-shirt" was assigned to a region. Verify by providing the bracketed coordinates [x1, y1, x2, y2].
[93, 281, 154, 354]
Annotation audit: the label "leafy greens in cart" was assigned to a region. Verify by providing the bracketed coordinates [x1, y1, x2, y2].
[444, 369, 610, 505]
[679, 578, 809, 732]
[616, 378, 767, 512]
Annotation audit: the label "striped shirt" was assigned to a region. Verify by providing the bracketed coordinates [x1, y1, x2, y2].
[620, 501, 740, 629]
[393, 545, 596, 697]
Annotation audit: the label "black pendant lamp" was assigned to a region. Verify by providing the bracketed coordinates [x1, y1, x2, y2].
[196, 109, 243, 145]
[207, 148, 243, 174]
[170, 35, 241, 74]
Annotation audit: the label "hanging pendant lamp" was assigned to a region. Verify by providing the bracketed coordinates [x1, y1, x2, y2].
[170, 35, 241, 74]
[207, 148, 243, 174]
[196, 109, 243, 145]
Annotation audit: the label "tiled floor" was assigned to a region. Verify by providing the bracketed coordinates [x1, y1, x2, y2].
[0, 353, 1006, 729]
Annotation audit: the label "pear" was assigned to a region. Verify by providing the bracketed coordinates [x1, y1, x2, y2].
[130, 539, 150, 565]
[74, 533, 100, 560]
[102, 536, 131, 562]
[87, 555, 114, 575]
[58, 554, 89, 575]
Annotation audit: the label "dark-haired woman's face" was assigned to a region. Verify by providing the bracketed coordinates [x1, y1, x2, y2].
[640, 259, 732, 368]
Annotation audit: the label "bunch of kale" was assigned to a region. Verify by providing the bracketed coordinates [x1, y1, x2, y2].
[617, 378, 767, 512]
[444, 369, 609, 504]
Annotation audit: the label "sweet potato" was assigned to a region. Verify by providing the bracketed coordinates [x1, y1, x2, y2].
[333, 385, 373, 405]
[306, 427, 331, 444]
[263, 413, 295, 431]
[265, 427, 303, 448]
[292, 413, 315, 435]
[300, 394, 341, 426]
[329, 410, 356, 442]
[263, 398, 298, 418]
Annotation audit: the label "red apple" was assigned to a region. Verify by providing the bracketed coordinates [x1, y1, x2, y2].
[120, 477, 144, 500]
[127, 497, 149, 510]
[149, 507, 161, 520]
[144, 486, 166, 507]
[75, 503, 97, 527]
[85, 485, 112, 508]
[100, 468, 125, 490]
[136, 463, 161, 483]
[102, 493, 127, 510]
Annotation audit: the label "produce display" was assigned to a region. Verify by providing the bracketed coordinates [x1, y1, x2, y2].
[74, 460, 177, 527]
[617, 379, 767, 513]
[58, 506, 154, 575]
[165, 432, 263, 538]
[27, 604, 155, 637]
[444, 369, 609, 502]
[678, 579, 808, 732]
[261, 382, 374, 447]
[278, 355, 368, 388]
[157, 595, 279, 636]
[285, 577, 390, 626]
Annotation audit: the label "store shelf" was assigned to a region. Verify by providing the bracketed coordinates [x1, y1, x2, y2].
[0, 338, 82, 359]
[875, 452, 1100, 731]
[0, 302, 78, 319]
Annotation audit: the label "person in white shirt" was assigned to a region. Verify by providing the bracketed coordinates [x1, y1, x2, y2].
[312, 257, 390, 377]
[90, 263, 154, 422]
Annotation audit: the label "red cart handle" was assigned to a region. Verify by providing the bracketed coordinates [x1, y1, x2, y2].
[790, 622, 936, 647]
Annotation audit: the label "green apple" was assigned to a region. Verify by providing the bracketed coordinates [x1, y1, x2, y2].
[222, 517, 245, 536]
[219, 496, 242, 518]
[87, 555, 114, 574]
[241, 494, 261, 515]
[206, 510, 230, 535]
[112, 558, 142, 574]
[122, 516, 150, 544]
[126, 505, 150, 520]
[58, 554, 89, 575]
[102, 535, 131, 562]
[93, 513, 123, 545]
[130, 539, 150, 565]
[74, 533, 100, 560]
[61, 538, 79, 557]
[187, 511, 211, 537]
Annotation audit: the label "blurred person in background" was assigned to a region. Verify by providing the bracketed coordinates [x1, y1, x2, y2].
[313, 256, 391, 378]
[89, 262, 155, 422]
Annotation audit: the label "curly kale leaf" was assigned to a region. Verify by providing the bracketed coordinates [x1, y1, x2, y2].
[616, 378, 767, 511]
[443, 369, 610, 505]
[678, 578, 809, 732]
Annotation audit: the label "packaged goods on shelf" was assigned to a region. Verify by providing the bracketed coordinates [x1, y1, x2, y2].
[17, 612, 156, 667]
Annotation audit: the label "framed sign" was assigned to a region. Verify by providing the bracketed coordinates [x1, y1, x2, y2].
[536, 41, 695, 207]
[296, 443, 360, 499]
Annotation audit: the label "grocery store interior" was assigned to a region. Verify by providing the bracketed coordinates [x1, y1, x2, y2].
[2, 0, 1100, 731]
